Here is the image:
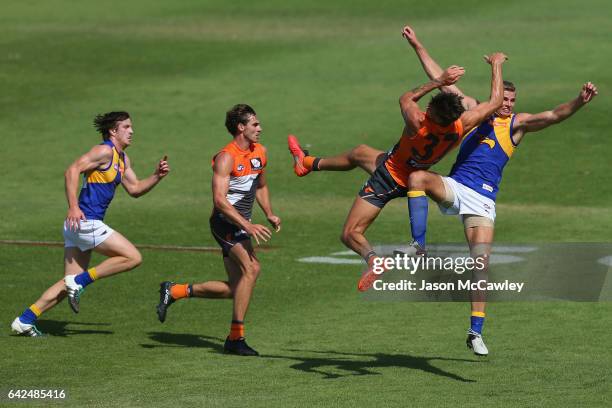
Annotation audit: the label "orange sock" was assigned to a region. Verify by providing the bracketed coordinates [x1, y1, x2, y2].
[229, 321, 244, 340]
[303, 156, 315, 170]
[170, 283, 190, 300]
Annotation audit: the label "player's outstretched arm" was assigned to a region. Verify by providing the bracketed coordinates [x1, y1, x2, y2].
[399, 65, 465, 133]
[212, 152, 272, 245]
[121, 155, 170, 198]
[459, 52, 507, 131]
[64, 144, 114, 231]
[255, 172, 281, 232]
[402, 25, 479, 110]
[512, 82, 598, 138]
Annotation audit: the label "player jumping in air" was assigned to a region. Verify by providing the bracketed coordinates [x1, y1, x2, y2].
[287, 29, 508, 293]
[401, 25, 598, 355]
[156, 104, 280, 356]
[11, 111, 170, 336]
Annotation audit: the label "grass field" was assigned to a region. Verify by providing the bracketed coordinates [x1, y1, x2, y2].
[1, 0, 611, 406]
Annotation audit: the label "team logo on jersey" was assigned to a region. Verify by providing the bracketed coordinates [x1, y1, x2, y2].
[237, 164, 245, 171]
[479, 137, 496, 149]
[250, 158, 263, 170]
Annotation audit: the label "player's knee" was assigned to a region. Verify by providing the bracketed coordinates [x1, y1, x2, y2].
[340, 229, 350, 246]
[244, 260, 261, 280]
[127, 250, 143, 269]
[340, 226, 357, 246]
[408, 170, 428, 190]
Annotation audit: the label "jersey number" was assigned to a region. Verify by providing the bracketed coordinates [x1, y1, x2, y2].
[409, 133, 459, 165]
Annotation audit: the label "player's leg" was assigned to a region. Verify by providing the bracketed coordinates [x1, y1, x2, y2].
[351, 163, 409, 291]
[463, 220, 494, 356]
[288, 134, 384, 176]
[406, 170, 449, 250]
[192, 274, 233, 298]
[340, 197, 386, 291]
[223, 240, 261, 356]
[156, 264, 234, 323]
[341, 197, 382, 259]
[317, 144, 385, 174]
[91, 231, 143, 276]
[12, 247, 91, 336]
[64, 230, 142, 313]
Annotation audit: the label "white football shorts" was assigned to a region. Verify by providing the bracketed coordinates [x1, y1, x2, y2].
[63, 219, 114, 251]
[438, 176, 496, 222]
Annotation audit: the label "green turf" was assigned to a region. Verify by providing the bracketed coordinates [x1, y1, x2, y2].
[1, 0, 611, 406]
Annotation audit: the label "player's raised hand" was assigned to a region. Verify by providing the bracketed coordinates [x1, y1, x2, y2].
[580, 82, 598, 103]
[438, 65, 465, 86]
[245, 223, 273, 245]
[402, 25, 420, 47]
[484, 52, 508, 65]
[156, 155, 170, 178]
[66, 206, 86, 232]
[267, 214, 282, 232]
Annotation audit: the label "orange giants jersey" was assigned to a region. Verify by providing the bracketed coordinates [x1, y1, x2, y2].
[384, 113, 464, 187]
[211, 140, 267, 219]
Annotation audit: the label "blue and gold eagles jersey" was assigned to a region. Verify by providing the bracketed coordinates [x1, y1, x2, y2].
[449, 114, 517, 201]
[78, 140, 125, 220]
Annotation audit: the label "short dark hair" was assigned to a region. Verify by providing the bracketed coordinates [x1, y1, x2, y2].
[428, 92, 465, 126]
[503, 80, 516, 92]
[225, 104, 256, 136]
[93, 111, 130, 140]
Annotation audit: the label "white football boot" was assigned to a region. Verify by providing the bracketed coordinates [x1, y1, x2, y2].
[466, 329, 489, 356]
[64, 274, 84, 314]
[11, 317, 43, 337]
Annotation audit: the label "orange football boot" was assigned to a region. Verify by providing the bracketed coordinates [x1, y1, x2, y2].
[357, 257, 388, 292]
[287, 134, 311, 177]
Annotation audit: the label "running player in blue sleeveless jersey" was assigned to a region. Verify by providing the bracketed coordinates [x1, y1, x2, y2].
[402, 26, 598, 355]
[11, 112, 170, 336]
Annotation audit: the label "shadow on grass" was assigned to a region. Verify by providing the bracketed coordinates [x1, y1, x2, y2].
[140, 332, 224, 353]
[140, 333, 480, 382]
[265, 349, 482, 382]
[37, 320, 113, 336]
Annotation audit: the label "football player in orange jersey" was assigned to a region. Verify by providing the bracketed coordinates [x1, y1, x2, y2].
[157, 104, 281, 356]
[401, 25, 598, 356]
[288, 29, 507, 292]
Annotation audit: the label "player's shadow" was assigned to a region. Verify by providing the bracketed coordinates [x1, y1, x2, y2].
[36, 320, 114, 337]
[266, 349, 481, 382]
[140, 332, 224, 353]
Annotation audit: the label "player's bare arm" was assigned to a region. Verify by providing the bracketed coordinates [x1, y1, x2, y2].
[121, 154, 170, 198]
[399, 65, 465, 133]
[511, 82, 598, 144]
[255, 172, 281, 232]
[402, 25, 479, 110]
[64, 144, 114, 231]
[459, 52, 507, 130]
[212, 152, 272, 245]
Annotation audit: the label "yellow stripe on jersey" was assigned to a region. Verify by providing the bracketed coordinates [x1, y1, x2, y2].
[86, 149, 124, 184]
[493, 115, 516, 158]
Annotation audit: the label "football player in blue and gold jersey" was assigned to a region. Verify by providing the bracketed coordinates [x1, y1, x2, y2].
[403, 25, 598, 355]
[11, 112, 170, 336]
